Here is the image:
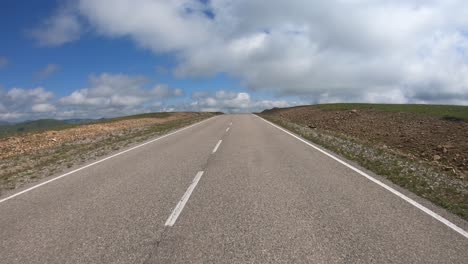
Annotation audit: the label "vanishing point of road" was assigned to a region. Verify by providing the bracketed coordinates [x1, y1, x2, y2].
[0, 114, 467, 263]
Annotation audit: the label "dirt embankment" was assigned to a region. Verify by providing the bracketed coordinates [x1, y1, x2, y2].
[264, 106, 467, 178]
[0, 112, 195, 160]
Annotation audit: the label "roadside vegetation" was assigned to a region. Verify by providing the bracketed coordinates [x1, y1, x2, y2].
[260, 104, 468, 220]
[0, 112, 220, 195]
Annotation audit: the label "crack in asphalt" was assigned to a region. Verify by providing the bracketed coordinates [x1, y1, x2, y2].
[142, 118, 233, 264]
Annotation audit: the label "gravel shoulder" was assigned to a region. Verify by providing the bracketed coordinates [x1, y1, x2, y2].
[0, 112, 218, 195]
[259, 105, 467, 220]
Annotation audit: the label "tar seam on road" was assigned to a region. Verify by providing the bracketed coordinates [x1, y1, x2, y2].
[0, 117, 216, 205]
[165, 121, 229, 227]
[255, 114, 468, 239]
[165, 171, 204, 227]
[212, 140, 223, 153]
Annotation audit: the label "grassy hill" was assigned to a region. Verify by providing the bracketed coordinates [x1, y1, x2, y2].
[279, 103, 468, 121]
[0, 119, 74, 137]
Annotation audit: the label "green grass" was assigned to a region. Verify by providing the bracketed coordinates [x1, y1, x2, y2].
[310, 103, 468, 121]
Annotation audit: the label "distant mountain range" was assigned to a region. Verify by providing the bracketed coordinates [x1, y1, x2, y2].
[0, 118, 100, 136]
[61, 119, 98, 124]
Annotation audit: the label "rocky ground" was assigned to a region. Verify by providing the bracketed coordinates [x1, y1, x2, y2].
[0, 112, 217, 195]
[0, 113, 193, 159]
[261, 105, 467, 220]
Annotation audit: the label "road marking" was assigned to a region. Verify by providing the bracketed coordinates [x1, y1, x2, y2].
[165, 171, 204, 226]
[256, 115, 468, 239]
[226, 127, 230, 132]
[230, 122, 232, 126]
[212, 140, 222, 153]
[0, 117, 216, 205]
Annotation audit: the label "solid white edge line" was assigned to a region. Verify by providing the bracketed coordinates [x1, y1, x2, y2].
[226, 127, 230, 132]
[165, 171, 204, 226]
[0, 117, 216, 204]
[255, 114, 468, 239]
[212, 140, 222, 153]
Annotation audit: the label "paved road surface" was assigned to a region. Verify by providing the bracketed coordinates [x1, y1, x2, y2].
[0, 114, 467, 263]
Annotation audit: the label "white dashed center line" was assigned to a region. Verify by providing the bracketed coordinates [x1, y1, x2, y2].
[166, 119, 229, 227]
[212, 140, 222, 153]
[165, 171, 204, 227]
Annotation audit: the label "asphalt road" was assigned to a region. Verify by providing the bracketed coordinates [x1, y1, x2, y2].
[0, 114, 467, 263]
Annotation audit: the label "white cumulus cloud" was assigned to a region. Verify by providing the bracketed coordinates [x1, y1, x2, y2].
[32, 103, 57, 113]
[0, 87, 55, 120]
[60, 73, 149, 107]
[55, 0, 468, 105]
[190, 90, 292, 113]
[34, 64, 61, 80]
[152, 85, 184, 99]
[58, 73, 184, 118]
[29, 8, 82, 47]
[0, 73, 187, 121]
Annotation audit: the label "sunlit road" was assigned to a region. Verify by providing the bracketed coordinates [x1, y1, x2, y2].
[0, 114, 467, 263]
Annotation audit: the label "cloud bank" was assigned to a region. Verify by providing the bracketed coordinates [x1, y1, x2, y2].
[0, 73, 189, 121]
[58, 73, 188, 119]
[18, 0, 468, 120]
[30, 0, 468, 105]
[190, 91, 291, 113]
[29, 7, 82, 47]
[0, 87, 55, 120]
[0, 74, 289, 121]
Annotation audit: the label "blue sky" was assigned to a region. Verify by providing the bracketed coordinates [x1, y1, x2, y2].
[0, 0, 296, 121]
[1, 0, 468, 121]
[1, 3, 237, 98]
